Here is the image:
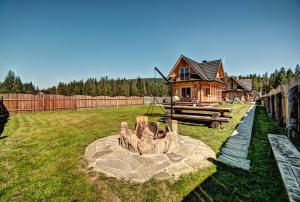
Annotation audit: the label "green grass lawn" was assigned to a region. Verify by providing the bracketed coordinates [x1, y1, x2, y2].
[0, 104, 285, 201]
[183, 106, 287, 202]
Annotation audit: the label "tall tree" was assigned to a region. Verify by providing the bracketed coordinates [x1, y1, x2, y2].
[136, 77, 144, 96]
[13, 76, 23, 93]
[295, 64, 300, 76]
[1, 70, 16, 93]
[287, 68, 294, 80]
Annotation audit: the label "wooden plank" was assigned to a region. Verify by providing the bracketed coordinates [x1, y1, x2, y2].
[163, 105, 232, 113]
[175, 111, 233, 118]
[217, 105, 256, 171]
[268, 134, 300, 202]
[144, 113, 229, 122]
[217, 153, 250, 170]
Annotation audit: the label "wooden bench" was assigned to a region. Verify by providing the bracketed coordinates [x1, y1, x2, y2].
[162, 105, 232, 117]
[174, 111, 233, 119]
[144, 113, 230, 128]
[268, 134, 300, 202]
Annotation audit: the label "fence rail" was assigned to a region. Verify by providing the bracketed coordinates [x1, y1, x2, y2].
[0, 94, 145, 113]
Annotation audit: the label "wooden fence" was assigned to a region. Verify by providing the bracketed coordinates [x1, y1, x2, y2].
[258, 76, 300, 147]
[0, 94, 144, 113]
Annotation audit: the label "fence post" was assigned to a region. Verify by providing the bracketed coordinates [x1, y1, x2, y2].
[117, 98, 119, 107]
[32, 95, 35, 112]
[42, 94, 45, 111]
[74, 97, 77, 110]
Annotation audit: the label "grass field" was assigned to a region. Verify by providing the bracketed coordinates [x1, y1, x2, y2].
[0, 104, 286, 201]
[184, 106, 287, 201]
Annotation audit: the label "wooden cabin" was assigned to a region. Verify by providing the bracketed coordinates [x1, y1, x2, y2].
[167, 55, 225, 104]
[222, 76, 254, 102]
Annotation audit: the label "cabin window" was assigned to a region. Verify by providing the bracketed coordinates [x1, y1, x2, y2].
[205, 88, 210, 96]
[230, 82, 234, 89]
[179, 67, 190, 80]
[181, 88, 191, 98]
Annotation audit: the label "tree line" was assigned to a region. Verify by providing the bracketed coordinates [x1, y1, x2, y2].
[46, 77, 170, 96]
[0, 70, 169, 96]
[1, 64, 299, 96]
[234, 64, 300, 95]
[0, 70, 36, 94]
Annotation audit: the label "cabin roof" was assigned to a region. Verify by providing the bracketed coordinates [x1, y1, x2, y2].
[168, 55, 224, 83]
[229, 76, 252, 91]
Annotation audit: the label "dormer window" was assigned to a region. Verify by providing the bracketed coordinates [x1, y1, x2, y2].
[179, 67, 190, 80]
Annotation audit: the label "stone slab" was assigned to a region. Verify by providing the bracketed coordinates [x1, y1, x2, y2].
[85, 134, 216, 182]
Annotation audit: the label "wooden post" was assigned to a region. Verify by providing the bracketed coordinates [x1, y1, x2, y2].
[85, 95, 87, 108]
[117, 98, 119, 107]
[74, 97, 77, 110]
[32, 95, 35, 112]
[199, 83, 202, 105]
[42, 94, 45, 111]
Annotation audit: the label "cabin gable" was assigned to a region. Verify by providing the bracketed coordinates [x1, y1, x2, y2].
[223, 76, 254, 102]
[168, 56, 202, 81]
[217, 63, 225, 80]
[226, 77, 244, 90]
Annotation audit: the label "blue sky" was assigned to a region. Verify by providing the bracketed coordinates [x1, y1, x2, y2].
[0, 0, 299, 88]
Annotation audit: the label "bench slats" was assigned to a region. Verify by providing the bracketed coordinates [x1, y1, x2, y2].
[268, 134, 300, 202]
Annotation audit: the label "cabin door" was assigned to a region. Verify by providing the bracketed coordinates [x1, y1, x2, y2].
[181, 88, 191, 99]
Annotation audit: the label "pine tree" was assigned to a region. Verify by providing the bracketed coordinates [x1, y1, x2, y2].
[1, 70, 16, 93]
[136, 77, 144, 96]
[295, 64, 300, 76]
[57, 82, 66, 95]
[13, 76, 23, 93]
[287, 68, 294, 80]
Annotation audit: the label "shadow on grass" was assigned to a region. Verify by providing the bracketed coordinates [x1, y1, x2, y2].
[183, 106, 288, 202]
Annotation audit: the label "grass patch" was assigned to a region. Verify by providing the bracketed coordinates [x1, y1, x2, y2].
[0, 104, 258, 201]
[183, 106, 288, 202]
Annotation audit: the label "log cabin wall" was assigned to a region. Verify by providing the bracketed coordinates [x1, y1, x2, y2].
[172, 81, 222, 103]
[199, 82, 222, 102]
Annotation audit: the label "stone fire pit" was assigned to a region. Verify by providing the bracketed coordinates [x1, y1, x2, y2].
[85, 116, 216, 182]
[119, 116, 179, 155]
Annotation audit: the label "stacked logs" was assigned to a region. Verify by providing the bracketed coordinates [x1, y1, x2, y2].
[119, 116, 178, 155]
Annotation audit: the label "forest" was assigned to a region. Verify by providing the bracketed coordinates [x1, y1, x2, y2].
[0, 64, 299, 96]
[0, 70, 169, 96]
